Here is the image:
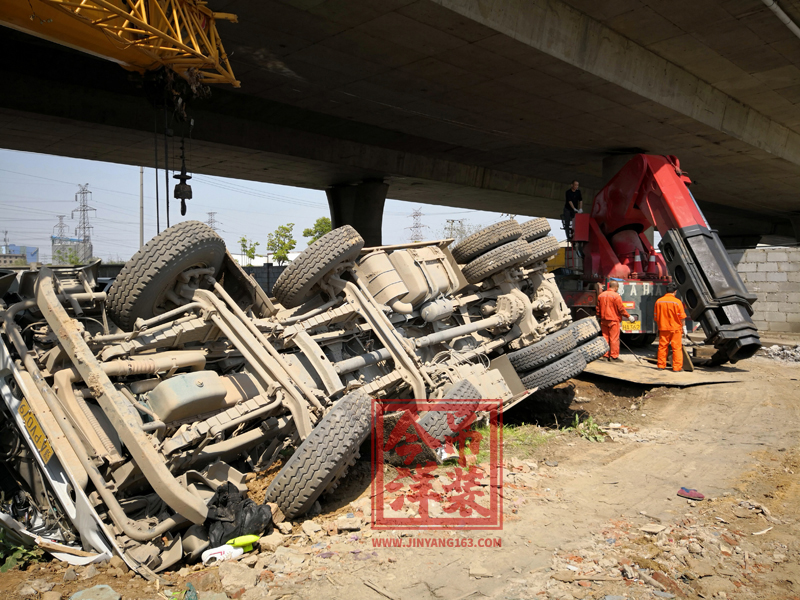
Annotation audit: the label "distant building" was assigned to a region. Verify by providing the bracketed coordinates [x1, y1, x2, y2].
[52, 236, 91, 264]
[3, 244, 39, 263]
[0, 253, 26, 266]
[0, 243, 39, 265]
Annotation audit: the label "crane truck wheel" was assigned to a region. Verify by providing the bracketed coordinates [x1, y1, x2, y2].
[106, 220, 226, 331]
[520, 352, 587, 392]
[621, 332, 656, 347]
[265, 389, 371, 519]
[273, 225, 364, 309]
[461, 239, 532, 284]
[520, 218, 551, 242]
[564, 317, 601, 345]
[508, 327, 576, 373]
[451, 219, 522, 264]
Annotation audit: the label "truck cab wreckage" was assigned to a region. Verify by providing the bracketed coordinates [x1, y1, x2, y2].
[0, 217, 608, 574]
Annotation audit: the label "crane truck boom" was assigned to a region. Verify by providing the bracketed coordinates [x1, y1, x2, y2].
[560, 154, 760, 365]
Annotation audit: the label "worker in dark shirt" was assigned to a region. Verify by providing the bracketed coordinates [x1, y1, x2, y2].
[563, 180, 583, 239]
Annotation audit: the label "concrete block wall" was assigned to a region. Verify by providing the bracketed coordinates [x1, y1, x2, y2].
[728, 248, 800, 334]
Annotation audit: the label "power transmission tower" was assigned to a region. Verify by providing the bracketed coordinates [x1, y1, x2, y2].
[406, 208, 429, 242]
[71, 184, 96, 262]
[206, 212, 220, 232]
[445, 219, 464, 239]
[53, 215, 68, 238]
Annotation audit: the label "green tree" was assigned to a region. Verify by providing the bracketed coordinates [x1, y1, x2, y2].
[266, 223, 297, 266]
[302, 217, 332, 245]
[53, 248, 82, 266]
[238, 236, 260, 267]
[440, 220, 484, 244]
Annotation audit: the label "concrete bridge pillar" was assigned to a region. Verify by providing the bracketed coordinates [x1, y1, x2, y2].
[326, 180, 388, 247]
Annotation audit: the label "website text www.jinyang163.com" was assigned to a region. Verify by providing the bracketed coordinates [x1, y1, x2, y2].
[372, 537, 502, 548]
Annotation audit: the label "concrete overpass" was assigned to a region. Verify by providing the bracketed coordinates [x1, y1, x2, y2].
[2, 0, 800, 247]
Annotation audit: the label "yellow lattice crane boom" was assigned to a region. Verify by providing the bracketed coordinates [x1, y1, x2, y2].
[0, 0, 239, 87]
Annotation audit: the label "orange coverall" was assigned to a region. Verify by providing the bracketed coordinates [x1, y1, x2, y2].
[654, 292, 686, 371]
[596, 289, 630, 359]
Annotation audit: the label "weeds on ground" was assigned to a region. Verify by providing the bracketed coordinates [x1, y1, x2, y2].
[0, 529, 43, 572]
[462, 423, 554, 463]
[564, 414, 605, 442]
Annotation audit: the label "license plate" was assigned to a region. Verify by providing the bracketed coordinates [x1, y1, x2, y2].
[18, 399, 54, 465]
[621, 320, 641, 332]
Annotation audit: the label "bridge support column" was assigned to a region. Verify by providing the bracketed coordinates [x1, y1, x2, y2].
[326, 180, 388, 247]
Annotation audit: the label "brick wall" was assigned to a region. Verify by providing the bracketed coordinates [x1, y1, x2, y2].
[728, 248, 800, 334]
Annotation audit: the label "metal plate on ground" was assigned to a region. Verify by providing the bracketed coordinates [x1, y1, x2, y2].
[581, 356, 744, 387]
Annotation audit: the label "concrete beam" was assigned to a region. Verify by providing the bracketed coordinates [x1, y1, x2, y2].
[435, 0, 800, 169]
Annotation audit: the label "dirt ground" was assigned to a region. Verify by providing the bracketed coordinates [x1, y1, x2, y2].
[1, 354, 798, 600]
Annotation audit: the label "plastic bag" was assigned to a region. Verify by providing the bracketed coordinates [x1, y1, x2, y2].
[205, 482, 273, 548]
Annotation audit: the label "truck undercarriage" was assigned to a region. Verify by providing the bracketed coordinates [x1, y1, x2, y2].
[0, 218, 605, 574]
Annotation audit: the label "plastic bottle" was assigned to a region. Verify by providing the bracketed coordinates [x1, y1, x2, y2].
[201, 544, 243, 566]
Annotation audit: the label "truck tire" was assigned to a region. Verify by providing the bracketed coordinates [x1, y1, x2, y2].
[462, 239, 532, 284]
[564, 317, 601, 345]
[520, 352, 587, 391]
[520, 218, 551, 243]
[621, 332, 656, 347]
[419, 380, 482, 444]
[264, 389, 371, 519]
[522, 235, 559, 267]
[451, 220, 521, 264]
[508, 327, 576, 373]
[106, 221, 225, 331]
[574, 336, 609, 363]
[273, 225, 364, 309]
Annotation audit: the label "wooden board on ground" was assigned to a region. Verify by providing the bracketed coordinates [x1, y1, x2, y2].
[581, 355, 742, 387]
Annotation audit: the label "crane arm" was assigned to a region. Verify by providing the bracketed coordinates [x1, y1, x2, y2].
[580, 154, 760, 364]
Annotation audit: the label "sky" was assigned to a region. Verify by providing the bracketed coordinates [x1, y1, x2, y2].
[0, 148, 566, 264]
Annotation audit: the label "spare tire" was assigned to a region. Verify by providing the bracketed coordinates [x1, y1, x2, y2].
[461, 239, 532, 284]
[520, 218, 551, 242]
[451, 220, 521, 264]
[106, 221, 226, 331]
[273, 225, 364, 308]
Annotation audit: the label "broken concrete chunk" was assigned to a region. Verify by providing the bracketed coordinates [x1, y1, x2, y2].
[108, 556, 128, 574]
[219, 561, 258, 596]
[64, 568, 78, 582]
[81, 565, 99, 580]
[276, 522, 293, 535]
[335, 516, 362, 531]
[301, 520, 322, 536]
[639, 524, 666, 534]
[68, 586, 121, 600]
[469, 564, 492, 578]
[258, 531, 287, 552]
[688, 542, 703, 554]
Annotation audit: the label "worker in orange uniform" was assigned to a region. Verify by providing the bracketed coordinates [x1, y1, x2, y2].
[596, 281, 635, 361]
[655, 282, 687, 371]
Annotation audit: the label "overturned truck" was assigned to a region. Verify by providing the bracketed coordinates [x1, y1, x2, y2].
[0, 218, 605, 572]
